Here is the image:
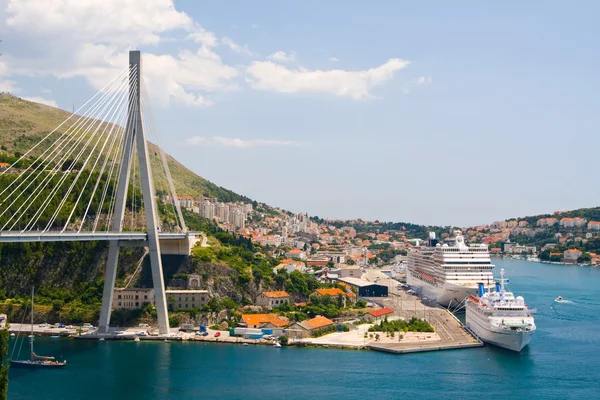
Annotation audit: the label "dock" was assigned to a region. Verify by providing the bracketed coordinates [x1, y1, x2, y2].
[360, 270, 484, 355]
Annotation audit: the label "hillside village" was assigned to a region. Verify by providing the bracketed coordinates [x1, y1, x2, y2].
[174, 195, 600, 267]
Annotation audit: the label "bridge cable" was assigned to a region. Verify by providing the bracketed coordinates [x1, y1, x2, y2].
[0, 72, 132, 231]
[63, 80, 132, 233]
[0, 67, 133, 208]
[0, 66, 131, 178]
[103, 76, 139, 232]
[46, 73, 134, 232]
[19, 73, 132, 232]
[140, 80, 187, 232]
[15, 72, 132, 232]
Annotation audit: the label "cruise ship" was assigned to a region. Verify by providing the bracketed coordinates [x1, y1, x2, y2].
[406, 232, 495, 307]
[465, 269, 536, 352]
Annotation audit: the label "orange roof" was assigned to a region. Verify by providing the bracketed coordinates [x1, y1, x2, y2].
[261, 291, 289, 298]
[315, 288, 346, 297]
[368, 307, 394, 317]
[304, 315, 334, 329]
[178, 195, 193, 199]
[287, 249, 302, 254]
[565, 249, 581, 253]
[241, 314, 288, 328]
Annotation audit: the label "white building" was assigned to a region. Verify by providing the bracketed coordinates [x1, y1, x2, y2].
[177, 196, 194, 210]
[232, 210, 245, 229]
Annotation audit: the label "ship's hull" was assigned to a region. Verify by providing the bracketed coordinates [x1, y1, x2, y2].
[10, 360, 66, 369]
[406, 273, 479, 307]
[466, 310, 534, 352]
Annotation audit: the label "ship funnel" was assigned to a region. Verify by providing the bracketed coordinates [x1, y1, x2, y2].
[478, 282, 485, 297]
[429, 232, 436, 240]
[495, 282, 501, 293]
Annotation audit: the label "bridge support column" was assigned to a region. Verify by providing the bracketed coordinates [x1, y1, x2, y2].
[98, 50, 170, 334]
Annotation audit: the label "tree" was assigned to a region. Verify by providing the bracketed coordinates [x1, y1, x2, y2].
[279, 335, 288, 346]
[0, 329, 8, 399]
[346, 259, 355, 265]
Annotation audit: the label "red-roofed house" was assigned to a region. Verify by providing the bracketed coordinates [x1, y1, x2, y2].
[285, 248, 306, 260]
[364, 307, 394, 322]
[287, 315, 335, 338]
[256, 291, 291, 308]
[241, 314, 289, 328]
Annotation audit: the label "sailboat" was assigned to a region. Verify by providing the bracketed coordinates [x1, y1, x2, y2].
[10, 288, 67, 369]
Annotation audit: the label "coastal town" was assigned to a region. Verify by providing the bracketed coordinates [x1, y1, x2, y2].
[174, 196, 600, 266]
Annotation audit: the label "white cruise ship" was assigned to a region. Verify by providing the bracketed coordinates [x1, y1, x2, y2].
[465, 269, 536, 352]
[407, 232, 494, 307]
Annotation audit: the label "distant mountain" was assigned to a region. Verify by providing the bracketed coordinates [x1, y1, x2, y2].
[0, 94, 251, 203]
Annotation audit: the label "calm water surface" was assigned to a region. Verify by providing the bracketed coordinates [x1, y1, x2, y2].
[8, 259, 600, 399]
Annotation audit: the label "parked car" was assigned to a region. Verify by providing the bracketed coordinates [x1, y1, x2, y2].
[135, 331, 147, 336]
[139, 323, 149, 328]
[214, 332, 221, 337]
[54, 322, 65, 329]
[82, 323, 94, 328]
[65, 325, 75, 329]
[195, 331, 208, 336]
[114, 330, 124, 335]
[38, 323, 49, 328]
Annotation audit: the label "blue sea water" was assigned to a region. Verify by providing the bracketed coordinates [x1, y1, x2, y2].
[7, 259, 600, 400]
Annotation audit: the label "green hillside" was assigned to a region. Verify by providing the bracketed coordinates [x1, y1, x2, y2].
[0, 94, 250, 203]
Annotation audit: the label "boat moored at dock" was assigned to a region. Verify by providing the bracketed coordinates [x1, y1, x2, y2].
[465, 269, 536, 352]
[407, 232, 495, 307]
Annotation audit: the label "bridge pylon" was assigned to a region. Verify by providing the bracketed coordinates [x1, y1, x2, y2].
[98, 50, 170, 334]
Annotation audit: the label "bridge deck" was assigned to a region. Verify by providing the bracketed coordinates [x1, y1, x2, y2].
[0, 231, 200, 243]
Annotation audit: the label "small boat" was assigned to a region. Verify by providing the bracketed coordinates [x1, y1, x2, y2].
[10, 333, 15, 337]
[10, 288, 66, 369]
[274, 342, 282, 348]
[134, 336, 140, 342]
[99, 338, 105, 342]
[50, 335, 60, 339]
[555, 296, 564, 302]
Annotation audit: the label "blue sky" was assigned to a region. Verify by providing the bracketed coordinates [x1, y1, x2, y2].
[0, 1, 598, 226]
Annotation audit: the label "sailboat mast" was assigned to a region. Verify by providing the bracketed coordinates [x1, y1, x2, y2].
[30, 287, 34, 355]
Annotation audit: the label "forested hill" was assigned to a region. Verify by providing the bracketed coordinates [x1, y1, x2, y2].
[0, 94, 250, 203]
[505, 207, 600, 226]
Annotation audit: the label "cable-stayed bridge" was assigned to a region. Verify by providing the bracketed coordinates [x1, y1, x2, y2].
[0, 51, 197, 334]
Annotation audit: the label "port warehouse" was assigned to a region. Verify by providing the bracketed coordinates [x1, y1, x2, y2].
[336, 277, 389, 297]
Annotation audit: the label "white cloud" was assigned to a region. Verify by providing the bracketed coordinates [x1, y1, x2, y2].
[22, 96, 58, 107]
[40, 87, 52, 94]
[3, 0, 237, 107]
[184, 136, 207, 145]
[414, 76, 432, 85]
[6, 0, 194, 46]
[184, 136, 306, 148]
[186, 26, 218, 47]
[329, 57, 339, 62]
[221, 37, 254, 56]
[268, 51, 296, 63]
[246, 58, 409, 100]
